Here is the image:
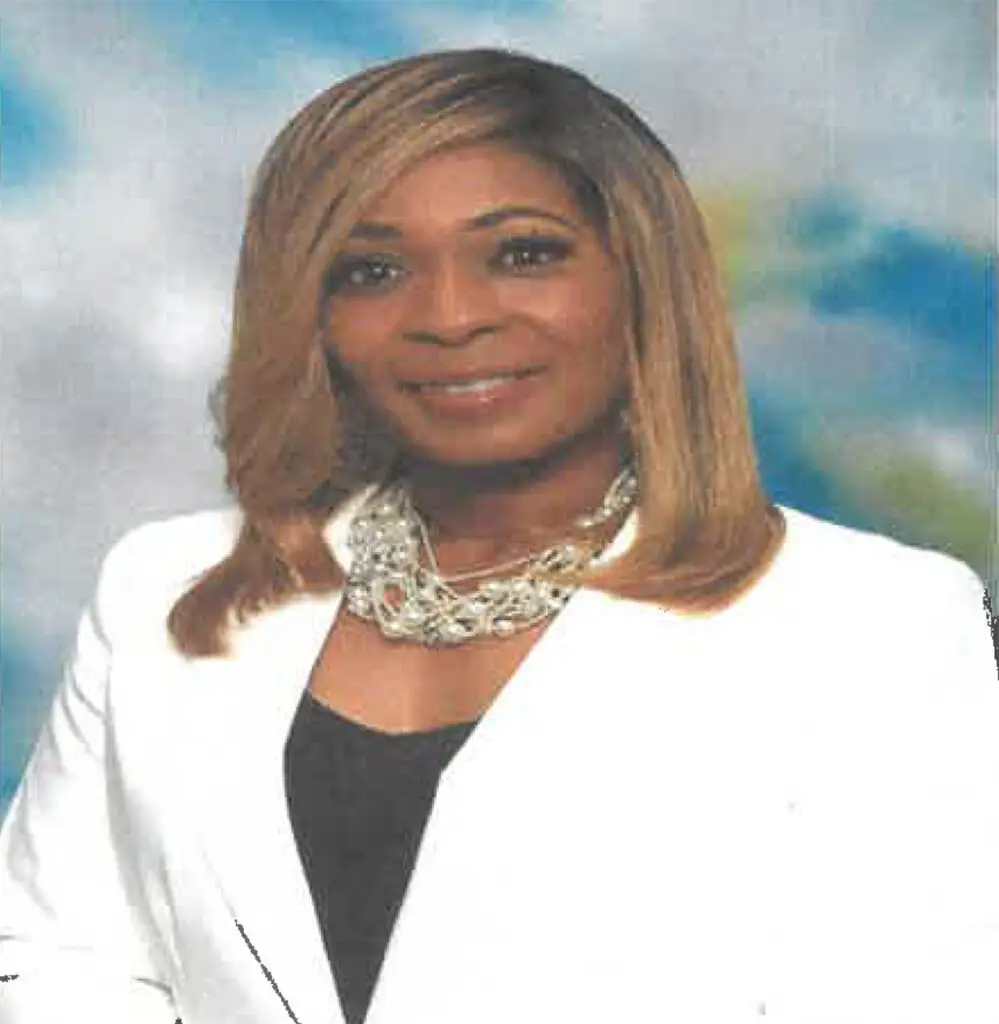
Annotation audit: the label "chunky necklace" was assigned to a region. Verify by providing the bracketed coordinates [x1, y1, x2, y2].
[344, 462, 639, 646]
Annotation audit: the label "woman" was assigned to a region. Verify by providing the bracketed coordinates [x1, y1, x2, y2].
[1, 48, 995, 1024]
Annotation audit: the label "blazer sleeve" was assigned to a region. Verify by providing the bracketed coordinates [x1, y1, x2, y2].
[0, 532, 180, 1023]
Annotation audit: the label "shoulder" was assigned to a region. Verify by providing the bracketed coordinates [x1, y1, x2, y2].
[764, 504, 989, 634]
[91, 507, 243, 638]
[776, 502, 983, 591]
[100, 507, 243, 584]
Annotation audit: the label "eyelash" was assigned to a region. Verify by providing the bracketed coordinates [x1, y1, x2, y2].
[324, 235, 574, 295]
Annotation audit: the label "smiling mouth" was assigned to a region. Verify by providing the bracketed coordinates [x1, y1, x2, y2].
[403, 369, 539, 394]
[397, 369, 545, 418]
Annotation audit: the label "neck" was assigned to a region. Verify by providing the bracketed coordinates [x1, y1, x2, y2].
[398, 415, 633, 559]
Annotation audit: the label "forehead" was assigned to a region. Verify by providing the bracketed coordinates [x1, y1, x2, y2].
[357, 143, 583, 226]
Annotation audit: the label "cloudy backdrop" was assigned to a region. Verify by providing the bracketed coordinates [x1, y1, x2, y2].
[2, 0, 995, 813]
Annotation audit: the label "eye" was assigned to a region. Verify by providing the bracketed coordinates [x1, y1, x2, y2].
[493, 235, 574, 272]
[324, 255, 404, 295]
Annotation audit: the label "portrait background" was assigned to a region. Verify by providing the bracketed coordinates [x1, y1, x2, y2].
[2, 0, 994, 816]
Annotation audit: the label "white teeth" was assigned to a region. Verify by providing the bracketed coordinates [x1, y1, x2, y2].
[420, 373, 521, 395]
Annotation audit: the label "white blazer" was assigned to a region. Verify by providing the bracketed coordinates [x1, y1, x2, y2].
[1, 487, 997, 1024]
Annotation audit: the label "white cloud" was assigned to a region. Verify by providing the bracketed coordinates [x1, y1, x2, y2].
[904, 420, 995, 493]
[400, 0, 994, 240]
[0, 4, 321, 652]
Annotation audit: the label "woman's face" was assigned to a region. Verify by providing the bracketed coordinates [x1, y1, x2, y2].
[321, 142, 629, 469]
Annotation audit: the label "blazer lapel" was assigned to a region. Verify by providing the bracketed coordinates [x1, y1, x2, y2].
[177, 485, 379, 1023]
[179, 591, 346, 1022]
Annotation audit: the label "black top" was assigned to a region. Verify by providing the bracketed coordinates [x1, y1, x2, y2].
[284, 690, 478, 1024]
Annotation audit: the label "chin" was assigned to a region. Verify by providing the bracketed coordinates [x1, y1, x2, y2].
[397, 427, 565, 472]
[406, 441, 552, 471]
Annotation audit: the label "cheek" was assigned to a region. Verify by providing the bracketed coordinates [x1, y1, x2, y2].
[568, 285, 629, 395]
[549, 279, 625, 369]
[501, 274, 621, 339]
[324, 307, 398, 359]
[322, 312, 405, 392]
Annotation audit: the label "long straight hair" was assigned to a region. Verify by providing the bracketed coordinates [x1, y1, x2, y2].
[168, 48, 785, 656]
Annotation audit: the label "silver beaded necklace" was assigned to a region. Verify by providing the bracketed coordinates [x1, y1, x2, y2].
[344, 461, 639, 646]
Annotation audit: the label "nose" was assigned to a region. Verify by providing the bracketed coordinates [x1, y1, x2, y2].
[404, 256, 500, 345]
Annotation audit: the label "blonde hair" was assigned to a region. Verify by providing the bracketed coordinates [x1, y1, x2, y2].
[168, 48, 785, 656]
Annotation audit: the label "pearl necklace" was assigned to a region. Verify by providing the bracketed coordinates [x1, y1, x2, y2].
[343, 462, 639, 646]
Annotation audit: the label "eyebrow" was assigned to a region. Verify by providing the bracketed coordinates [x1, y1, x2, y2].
[347, 205, 578, 240]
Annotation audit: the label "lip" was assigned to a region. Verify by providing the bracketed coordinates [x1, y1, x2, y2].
[402, 368, 544, 418]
